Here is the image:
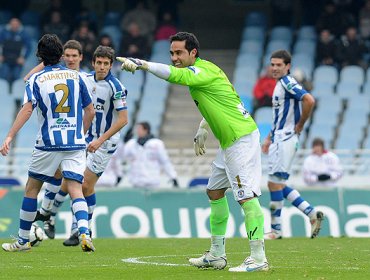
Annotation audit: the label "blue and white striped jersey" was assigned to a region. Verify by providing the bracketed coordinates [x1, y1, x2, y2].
[24, 64, 92, 151]
[271, 75, 308, 142]
[84, 71, 127, 146]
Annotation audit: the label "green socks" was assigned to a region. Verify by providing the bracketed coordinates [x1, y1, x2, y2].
[209, 196, 229, 257]
[241, 198, 264, 240]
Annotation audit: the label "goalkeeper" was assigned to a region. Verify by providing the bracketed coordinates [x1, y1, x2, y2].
[117, 32, 268, 273]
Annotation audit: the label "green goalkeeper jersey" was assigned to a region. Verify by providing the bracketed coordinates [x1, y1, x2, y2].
[167, 57, 258, 149]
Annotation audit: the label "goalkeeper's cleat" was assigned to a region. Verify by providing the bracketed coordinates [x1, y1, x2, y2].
[264, 231, 282, 240]
[2, 239, 31, 252]
[63, 231, 80, 246]
[44, 220, 55, 239]
[229, 256, 269, 272]
[188, 250, 227, 270]
[310, 211, 324, 238]
[33, 210, 51, 222]
[80, 233, 95, 252]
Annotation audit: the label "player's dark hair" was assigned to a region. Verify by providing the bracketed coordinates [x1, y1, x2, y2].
[138, 122, 151, 134]
[63, 40, 83, 55]
[93, 45, 115, 64]
[36, 34, 63, 66]
[170, 32, 200, 57]
[312, 138, 325, 148]
[270, 49, 291, 65]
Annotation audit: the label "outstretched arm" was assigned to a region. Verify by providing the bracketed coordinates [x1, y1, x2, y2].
[23, 62, 45, 81]
[116, 57, 170, 80]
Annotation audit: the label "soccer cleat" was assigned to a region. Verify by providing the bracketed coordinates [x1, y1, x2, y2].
[33, 210, 51, 222]
[310, 211, 324, 238]
[229, 256, 269, 272]
[188, 250, 227, 270]
[80, 233, 95, 252]
[63, 231, 80, 246]
[264, 231, 282, 239]
[44, 220, 55, 239]
[2, 240, 31, 252]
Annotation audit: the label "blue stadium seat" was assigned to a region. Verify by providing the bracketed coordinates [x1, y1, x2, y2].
[270, 26, 293, 44]
[100, 25, 122, 51]
[340, 66, 365, 85]
[103, 12, 121, 26]
[362, 81, 370, 95]
[335, 128, 362, 149]
[152, 40, 170, 55]
[346, 95, 370, 111]
[311, 82, 335, 99]
[244, 12, 267, 28]
[11, 78, 26, 100]
[239, 40, 264, 57]
[23, 25, 40, 40]
[257, 122, 271, 141]
[241, 26, 265, 42]
[233, 66, 258, 86]
[266, 40, 291, 55]
[307, 123, 336, 147]
[235, 53, 261, 69]
[297, 26, 317, 41]
[336, 81, 361, 98]
[293, 40, 316, 56]
[233, 80, 254, 98]
[313, 65, 338, 86]
[254, 107, 272, 123]
[291, 53, 314, 70]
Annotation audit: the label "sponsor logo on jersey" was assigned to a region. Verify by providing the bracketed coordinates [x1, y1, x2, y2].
[50, 118, 76, 129]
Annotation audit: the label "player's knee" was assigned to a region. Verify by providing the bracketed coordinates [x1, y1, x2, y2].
[206, 188, 226, 200]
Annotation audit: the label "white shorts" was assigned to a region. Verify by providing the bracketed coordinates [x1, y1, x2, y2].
[268, 134, 298, 184]
[207, 130, 262, 201]
[86, 140, 116, 177]
[28, 149, 86, 184]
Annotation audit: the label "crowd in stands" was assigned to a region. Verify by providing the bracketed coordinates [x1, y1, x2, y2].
[0, 0, 179, 85]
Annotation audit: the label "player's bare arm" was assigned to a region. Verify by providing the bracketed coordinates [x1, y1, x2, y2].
[295, 93, 315, 134]
[23, 62, 44, 81]
[83, 103, 95, 135]
[0, 102, 33, 156]
[87, 110, 128, 153]
[262, 133, 272, 154]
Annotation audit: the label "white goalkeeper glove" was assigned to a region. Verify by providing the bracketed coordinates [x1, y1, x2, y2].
[193, 119, 209, 156]
[116, 57, 149, 73]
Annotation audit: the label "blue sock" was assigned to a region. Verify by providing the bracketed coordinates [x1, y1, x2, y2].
[283, 186, 315, 218]
[72, 198, 89, 235]
[269, 190, 284, 232]
[18, 197, 37, 244]
[85, 193, 96, 229]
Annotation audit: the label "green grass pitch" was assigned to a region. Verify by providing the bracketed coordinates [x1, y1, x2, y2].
[0, 237, 368, 280]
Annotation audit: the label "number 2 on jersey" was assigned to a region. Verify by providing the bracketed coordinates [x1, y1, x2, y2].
[54, 84, 71, 113]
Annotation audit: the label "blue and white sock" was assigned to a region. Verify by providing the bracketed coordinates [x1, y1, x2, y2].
[18, 197, 37, 244]
[40, 183, 61, 216]
[85, 193, 96, 229]
[283, 186, 316, 219]
[70, 200, 78, 235]
[269, 190, 284, 233]
[50, 190, 68, 224]
[72, 198, 89, 235]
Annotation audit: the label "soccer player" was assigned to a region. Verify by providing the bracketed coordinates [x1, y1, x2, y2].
[0, 34, 95, 252]
[35, 45, 128, 246]
[117, 32, 268, 272]
[261, 50, 324, 239]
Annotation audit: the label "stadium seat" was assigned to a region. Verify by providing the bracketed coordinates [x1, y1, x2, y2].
[241, 26, 265, 42]
[233, 80, 255, 98]
[152, 40, 170, 55]
[11, 78, 27, 100]
[266, 40, 291, 55]
[293, 40, 316, 56]
[362, 81, 370, 95]
[336, 81, 361, 99]
[270, 26, 293, 44]
[244, 11, 267, 28]
[307, 123, 336, 148]
[103, 12, 121, 26]
[291, 54, 314, 70]
[239, 40, 264, 57]
[188, 177, 209, 188]
[313, 65, 338, 86]
[311, 83, 335, 99]
[235, 53, 261, 69]
[340, 66, 365, 85]
[100, 25, 122, 51]
[257, 122, 271, 141]
[23, 25, 40, 40]
[296, 26, 317, 41]
[254, 107, 272, 123]
[233, 66, 258, 86]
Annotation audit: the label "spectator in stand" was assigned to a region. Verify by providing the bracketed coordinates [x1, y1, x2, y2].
[43, 11, 70, 43]
[121, 0, 156, 38]
[359, 0, 370, 40]
[71, 23, 96, 70]
[303, 138, 343, 187]
[74, 7, 98, 34]
[337, 26, 367, 69]
[123, 122, 179, 189]
[155, 11, 177, 41]
[120, 22, 150, 59]
[41, 0, 75, 28]
[0, 18, 31, 84]
[99, 34, 115, 49]
[292, 68, 313, 92]
[252, 65, 276, 110]
[316, 0, 355, 38]
[316, 29, 339, 67]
